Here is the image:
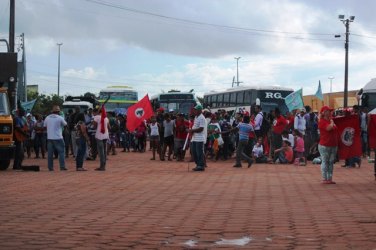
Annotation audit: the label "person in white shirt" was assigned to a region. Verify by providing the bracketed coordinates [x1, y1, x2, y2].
[44, 105, 67, 171]
[294, 108, 306, 135]
[254, 105, 263, 138]
[188, 105, 206, 171]
[93, 108, 110, 171]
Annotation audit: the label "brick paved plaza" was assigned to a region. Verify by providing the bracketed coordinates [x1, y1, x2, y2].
[0, 152, 375, 249]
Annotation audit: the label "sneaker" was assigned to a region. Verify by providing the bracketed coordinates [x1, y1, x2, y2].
[322, 180, 330, 184]
[60, 167, 68, 171]
[328, 180, 336, 184]
[76, 168, 88, 171]
[248, 160, 253, 168]
[192, 167, 205, 171]
[233, 164, 242, 168]
[95, 167, 105, 171]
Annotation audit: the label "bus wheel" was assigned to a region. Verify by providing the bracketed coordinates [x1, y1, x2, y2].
[0, 160, 10, 170]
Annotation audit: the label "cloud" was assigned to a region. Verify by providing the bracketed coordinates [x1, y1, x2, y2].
[63, 67, 104, 80]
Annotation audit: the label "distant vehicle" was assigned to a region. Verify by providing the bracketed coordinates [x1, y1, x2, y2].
[150, 90, 200, 114]
[360, 78, 376, 111]
[99, 86, 138, 112]
[203, 85, 294, 115]
[62, 99, 93, 114]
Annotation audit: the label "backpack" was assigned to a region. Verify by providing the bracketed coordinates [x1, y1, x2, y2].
[260, 113, 270, 135]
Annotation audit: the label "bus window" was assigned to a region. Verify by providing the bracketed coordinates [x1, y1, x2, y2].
[204, 96, 209, 107]
[230, 92, 236, 106]
[244, 91, 251, 105]
[217, 94, 223, 107]
[236, 92, 244, 106]
[223, 93, 230, 107]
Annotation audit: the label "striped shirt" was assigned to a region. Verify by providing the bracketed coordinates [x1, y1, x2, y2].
[191, 114, 206, 142]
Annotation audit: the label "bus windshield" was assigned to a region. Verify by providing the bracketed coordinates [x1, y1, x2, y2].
[99, 88, 138, 112]
[0, 92, 10, 115]
[159, 101, 195, 114]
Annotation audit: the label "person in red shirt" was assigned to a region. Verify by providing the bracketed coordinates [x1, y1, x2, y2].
[286, 111, 295, 132]
[174, 113, 190, 161]
[272, 107, 288, 156]
[318, 106, 338, 184]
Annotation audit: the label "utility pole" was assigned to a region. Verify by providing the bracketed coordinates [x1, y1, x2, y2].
[9, 0, 15, 53]
[234, 57, 241, 87]
[337, 15, 355, 108]
[57, 43, 63, 97]
[21, 33, 27, 102]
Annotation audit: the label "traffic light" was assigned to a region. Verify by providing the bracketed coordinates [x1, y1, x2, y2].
[0, 52, 17, 85]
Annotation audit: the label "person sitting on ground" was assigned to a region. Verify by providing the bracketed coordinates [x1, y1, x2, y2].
[307, 140, 320, 161]
[282, 130, 294, 148]
[273, 139, 293, 164]
[252, 137, 268, 163]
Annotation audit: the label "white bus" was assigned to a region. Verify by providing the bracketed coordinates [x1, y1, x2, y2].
[150, 90, 200, 114]
[203, 85, 294, 115]
[99, 86, 138, 112]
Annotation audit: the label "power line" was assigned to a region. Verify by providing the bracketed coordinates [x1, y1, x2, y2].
[82, 0, 342, 42]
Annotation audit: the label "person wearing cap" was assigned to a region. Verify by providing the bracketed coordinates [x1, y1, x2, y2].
[318, 105, 338, 184]
[44, 105, 68, 171]
[188, 104, 206, 171]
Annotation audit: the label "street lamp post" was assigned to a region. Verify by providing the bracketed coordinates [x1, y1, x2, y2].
[337, 15, 355, 108]
[328, 76, 334, 107]
[328, 76, 334, 93]
[234, 57, 241, 86]
[57, 43, 63, 97]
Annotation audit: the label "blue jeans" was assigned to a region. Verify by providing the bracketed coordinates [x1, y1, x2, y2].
[47, 139, 66, 170]
[76, 137, 86, 169]
[96, 139, 107, 169]
[236, 140, 253, 165]
[318, 145, 337, 181]
[192, 141, 204, 169]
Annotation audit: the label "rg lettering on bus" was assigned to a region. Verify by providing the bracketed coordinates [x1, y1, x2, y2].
[265, 92, 283, 99]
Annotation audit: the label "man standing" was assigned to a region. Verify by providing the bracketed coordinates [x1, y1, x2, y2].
[93, 107, 109, 171]
[44, 105, 67, 171]
[188, 105, 206, 172]
[294, 108, 306, 136]
[254, 105, 263, 138]
[272, 107, 288, 156]
[13, 108, 28, 170]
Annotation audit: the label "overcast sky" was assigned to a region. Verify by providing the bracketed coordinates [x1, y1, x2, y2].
[1, 0, 375, 98]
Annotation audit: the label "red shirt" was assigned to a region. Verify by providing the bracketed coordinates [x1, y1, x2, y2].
[175, 120, 189, 140]
[287, 116, 294, 130]
[285, 146, 293, 163]
[318, 118, 338, 147]
[273, 115, 288, 134]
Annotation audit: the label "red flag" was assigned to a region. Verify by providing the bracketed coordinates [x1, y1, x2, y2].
[334, 115, 362, 160]
[126, 95, 153, 132]
[368, 114, 376, 149]
[100, 105, 107, 134]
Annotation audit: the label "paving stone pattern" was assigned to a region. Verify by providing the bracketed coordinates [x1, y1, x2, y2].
[0, 152, 375, 249]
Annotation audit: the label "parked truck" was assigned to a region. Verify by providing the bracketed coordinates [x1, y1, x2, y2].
[0, 51, 18, 170]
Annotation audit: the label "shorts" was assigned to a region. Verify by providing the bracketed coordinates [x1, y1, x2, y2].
[164, 135, 174, 146]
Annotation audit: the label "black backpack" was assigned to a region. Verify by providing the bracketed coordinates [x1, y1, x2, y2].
[260, 113, 270, 135]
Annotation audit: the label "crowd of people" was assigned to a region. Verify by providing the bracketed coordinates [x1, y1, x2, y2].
[11, 102, 375, 183]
